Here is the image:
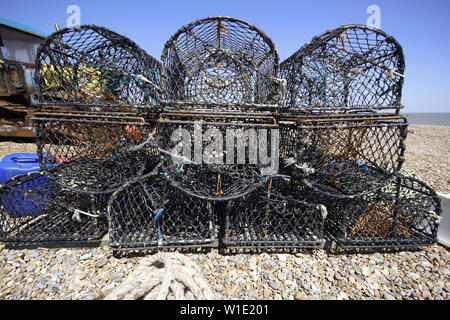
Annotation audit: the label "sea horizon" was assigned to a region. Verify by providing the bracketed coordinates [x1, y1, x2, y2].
[405, 113, 450, 126]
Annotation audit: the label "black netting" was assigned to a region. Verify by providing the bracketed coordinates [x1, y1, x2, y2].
[108, 173, 216, 249]
[155, 112, 279, 200]
[223, 176, 326, 248]
[34, 112, 159, 193]
[161, 17, 282, 111]
[280, 24, 405, 113]
[34, 25, 161, 111]
[321, 173, 441, 252]
[279, 115, 408, 197]
[0, 172, 108, 244]
[1, 19, 440, 253]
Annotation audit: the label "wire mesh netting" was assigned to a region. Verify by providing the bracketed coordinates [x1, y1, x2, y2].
[279, 115, 408, 198]
[322, 173, 442, 252]
[108, 173, 217, 249]
[0, 18, 438, 253]
[223, 176, 326, 249]
[34, 25, 161, 111]
[161, 17, 283, 111]
[155, 112, 279, 200]
[34, 112, 159, 193]
[0, 171, 108, 244]
[280, 24, 405, 114]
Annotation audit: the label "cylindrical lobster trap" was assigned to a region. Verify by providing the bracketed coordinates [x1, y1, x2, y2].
[322, 172, 442, 252]
[156, 111, 279, 200]
[34, 25, 161, 112]
[33, 111, 159, 193]
[280, 24, 405, 114]
[223, 176, 326, 249]
[107, 173, 217, 250]
[161, 17, 282, 111]
[279, 114, 408, 198]
[0, 171, 108, 244]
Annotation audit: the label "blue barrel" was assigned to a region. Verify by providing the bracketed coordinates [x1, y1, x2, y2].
[0, 154, 51, 217]
[0, 153, 42, 184]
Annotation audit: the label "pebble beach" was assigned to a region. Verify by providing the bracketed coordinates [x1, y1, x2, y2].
[0, 124, 449, 300]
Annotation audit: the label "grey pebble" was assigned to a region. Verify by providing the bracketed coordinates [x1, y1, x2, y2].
[0, 243, 449, 300]
[113, 273, 125, 283]
[269, 282, 279, 290]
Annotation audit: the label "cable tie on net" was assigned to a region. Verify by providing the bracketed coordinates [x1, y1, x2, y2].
[273, 77, 287, 88]
[72, 208, 101, 222]
[385, 67, 405, 79]
[284, 157, 316, 174]
[273, 77, 287, 101]
[318, 205, 328, 220]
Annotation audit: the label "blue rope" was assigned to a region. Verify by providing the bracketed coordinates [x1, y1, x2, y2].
[175, 156, 194, 173]
[322, 159, 369, 172]
[355, 160, 369, 172]
[160, 171, 170, 179]
[154, 208, 164, 241]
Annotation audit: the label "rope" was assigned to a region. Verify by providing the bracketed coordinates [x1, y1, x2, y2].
[322, 159, 369, 172]
[318, 204, 328, 220]
[154, 208, 164, 245]
[331, 44, 405, 78]
[102, 252, 219, 300]
[131, 74, 164, 93]
[71, 208, 101, 222]
[214, 174, 223, 196]
[428, 211, 442, 223]
[127, 129, 195, 168]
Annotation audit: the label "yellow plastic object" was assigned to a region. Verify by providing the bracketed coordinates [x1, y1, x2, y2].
[40, 64, 103, 97]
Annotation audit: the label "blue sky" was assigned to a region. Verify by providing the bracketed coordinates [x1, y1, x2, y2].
[2, 0, 450, 112]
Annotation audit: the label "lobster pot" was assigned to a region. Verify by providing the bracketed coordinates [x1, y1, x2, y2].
[161, 17, 281, 111]
[223, 176, 326, 249]
[107, 173, 216, 250]
[0, 172, 108, 244]
[35, 25, 161, 112]
[34, 112, 159, 193]
[279, 115, 408, 198]
[280, 25, 405, 113]
[323, 173, 442, 252]
[156, 111, 279, 200]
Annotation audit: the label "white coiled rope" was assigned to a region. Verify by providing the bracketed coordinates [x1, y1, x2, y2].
[103, 252, 219, 300]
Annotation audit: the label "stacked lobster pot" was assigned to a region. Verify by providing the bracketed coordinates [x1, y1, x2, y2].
[0, 18, 442, 252]
[279, 25, 441, 252]
[107, 17, 327, 250]
[154, 17, 328, 250]
[0, 25, 161, 245]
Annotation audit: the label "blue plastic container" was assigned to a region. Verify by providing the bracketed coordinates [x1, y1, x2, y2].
[0, 153, 42, 184]
[0, 153, 51, 217]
